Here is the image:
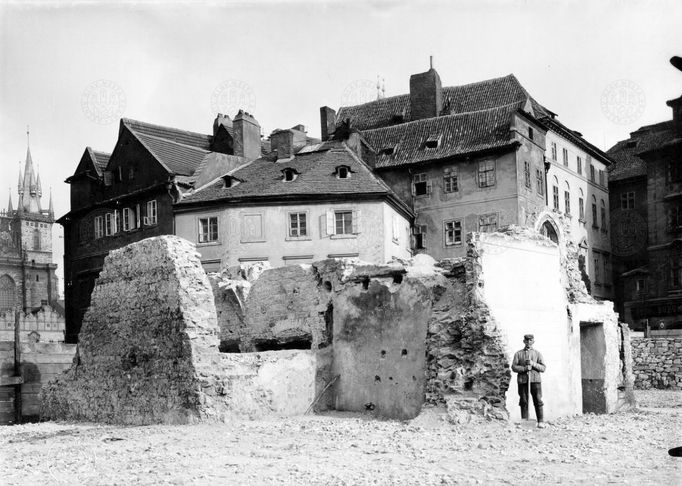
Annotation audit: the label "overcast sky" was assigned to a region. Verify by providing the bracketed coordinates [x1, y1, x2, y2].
[1, 0, 680, 294]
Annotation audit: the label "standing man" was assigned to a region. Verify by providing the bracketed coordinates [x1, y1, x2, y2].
[511, 334, 547, 428]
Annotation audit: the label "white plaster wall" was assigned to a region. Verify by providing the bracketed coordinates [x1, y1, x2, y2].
[478, 233, 581, 420]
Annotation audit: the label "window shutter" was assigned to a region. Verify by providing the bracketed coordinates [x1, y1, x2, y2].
[411, 183, 416, 196]
[352, 210, 361, 234]
[426, 181, 433, 195]
[136, 204, 140, 228]
[325, 211, 334, 236]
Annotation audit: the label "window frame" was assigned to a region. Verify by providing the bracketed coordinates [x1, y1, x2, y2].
[620, 191, 635, 210]
[412, 173, 431, 197]
[146, 200, 158, 226]
[443, 168, 458, 193]
[477, 160, 496, 188]
[198, 216, 219, 244]
[444, 219, 462, 246]
[287, 211, 309, 239]
[334, 210, 354, 235]
[524, 161, 532, 189]
[478, 213, 499, 233]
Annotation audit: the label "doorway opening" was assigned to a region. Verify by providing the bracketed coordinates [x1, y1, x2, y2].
[580, 321, 607, 413]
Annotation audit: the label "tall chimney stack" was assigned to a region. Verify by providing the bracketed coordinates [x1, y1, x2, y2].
[271, 129, 295, 159]
[409, 58, 442, 121]
[233, 110, 261, 161]
[320, 106, 336, 141]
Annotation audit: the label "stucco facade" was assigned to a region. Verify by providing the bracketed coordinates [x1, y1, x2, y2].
[545, 127, 613, 300]
[175, 200, 412, 270]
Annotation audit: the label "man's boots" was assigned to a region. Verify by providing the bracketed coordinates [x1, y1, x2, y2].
[535, 404, 546, 428]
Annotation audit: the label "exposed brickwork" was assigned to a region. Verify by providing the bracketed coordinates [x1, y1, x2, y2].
[631, 337, 682, 390]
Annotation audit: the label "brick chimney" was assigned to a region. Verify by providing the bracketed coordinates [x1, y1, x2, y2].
[213, 113, 232, 136]
[233, 110, 261, 161]
[409, 57, 442, 121]
[320, 106, 336, 141]
[271, 129, 294, 159]
[667, 95, 682, 135]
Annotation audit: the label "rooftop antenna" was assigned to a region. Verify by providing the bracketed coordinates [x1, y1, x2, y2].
[381, 77, 386, 99]
[430, 55, 433, 69]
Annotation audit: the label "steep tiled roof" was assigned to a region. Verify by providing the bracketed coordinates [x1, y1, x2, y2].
[89, 149, 111, 174]
[336, 74, 552, 130]
[363, 102, 522, 168]
[122, 118, 212, 150]
[607, 121, 676, 181]
[133, 131, 211, 176]
[178, 142, 401, 206]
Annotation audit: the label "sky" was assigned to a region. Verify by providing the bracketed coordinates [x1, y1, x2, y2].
[1, 0, 681, 296]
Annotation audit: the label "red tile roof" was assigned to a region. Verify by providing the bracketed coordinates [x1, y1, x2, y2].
[178, 142, 404, 208]
[607, 121, 676, 181]
[336, 74, 552, 131]
[362, 102, 523, 168]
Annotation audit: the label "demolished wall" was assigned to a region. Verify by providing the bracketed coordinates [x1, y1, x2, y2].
[631, 337, 682, 389]
[41, 237, 317, 424]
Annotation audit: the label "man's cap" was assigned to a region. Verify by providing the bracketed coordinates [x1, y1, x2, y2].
[523, 334, 535, 341]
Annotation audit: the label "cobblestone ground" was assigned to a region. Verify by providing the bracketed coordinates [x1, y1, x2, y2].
[1, 390, 680, 485]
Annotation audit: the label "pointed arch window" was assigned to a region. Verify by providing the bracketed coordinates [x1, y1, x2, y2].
[0, 275, 16, 311]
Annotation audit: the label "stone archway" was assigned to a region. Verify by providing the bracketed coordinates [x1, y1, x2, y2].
[0, 274, 17, 312]
[540, 220, 559, 244]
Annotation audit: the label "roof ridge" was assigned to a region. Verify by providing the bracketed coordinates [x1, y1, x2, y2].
[121, 118, 211, 141]
[124, 126, 173, 174]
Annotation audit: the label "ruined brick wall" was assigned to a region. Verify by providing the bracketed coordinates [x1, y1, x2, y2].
[631, 337, 682, 390]
[41, 236, 318, 424]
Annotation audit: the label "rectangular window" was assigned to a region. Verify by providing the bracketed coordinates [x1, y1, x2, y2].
[105, 213, 113, 236]
[620, 192, 635, 209]
[636, 278, 646, 293]
[592, 203, 598, 228]
[551, 142, 557, 161]
[601, 205, 607, 230]
[288, 212, 307, 238]
[564, 191, 571, 215]
[146, 200, 158, 225]
[671, 260, 682, 288]
[590, 165, 596, 182]
[114, 210, 121, 234]
[579, 197, 585, 220]
[478, 213, 498, 233]
[528, 127, 534, 141]
[444, 220, 462, 246]
[668, 161, 682, 183]
[536, 169, 544, 196]
[603, 256, 609, 285]
[128, 167, 135, 180]
[668, 206, 682, 231]
[524, 161, 531, 189]
[594, 256, 600, 283]
[94, 216, 104, 239]
[122, 208, 134, 231]
[577, 156, 583, 175]
[599, 170, 605, 187]
[413, 225, 427, 249]
[335, 211, 353, 235]
[198, 217, 219, 243]
[553, 185, 560, 211]
[443, 168, 458, 193]
[562, 148, 568, 166]
[412, 173, 430, 196]
[478, 160, 496, 188]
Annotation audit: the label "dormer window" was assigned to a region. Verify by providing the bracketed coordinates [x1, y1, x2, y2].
[335, 165, 352, 179]
[282, 168, 298, 182]
[626, 140, 638, 149]
[424, 135, 441, 149]
[221, 175, 240, 189]
[379, 146, 395, 156]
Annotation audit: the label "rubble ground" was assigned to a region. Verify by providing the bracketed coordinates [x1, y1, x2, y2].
[1, 390, 680, 485]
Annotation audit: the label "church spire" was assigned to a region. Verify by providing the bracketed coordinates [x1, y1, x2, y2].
[48, 188, 54, 217]
[7, 191, 13, 213]
[20, 126, 41, 213]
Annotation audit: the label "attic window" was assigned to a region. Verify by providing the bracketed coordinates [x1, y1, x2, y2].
[336, 165, 351, 179]
[424, 135, 440, 149]
[528, 127, 534, 141]
[221, 175, 239, 188]
[283, 168, 298, 182]
[626, 140, 638, 149]
[380, 146, 395, 156]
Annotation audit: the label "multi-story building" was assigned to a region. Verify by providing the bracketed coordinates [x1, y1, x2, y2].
[175, 132, 413, 269]
[543, 119, 613, 300]
[59, 112, 260, 342]
[608, 89, 682, 330]
[326, 63, 613, 295]
[0, 142, 59, 313]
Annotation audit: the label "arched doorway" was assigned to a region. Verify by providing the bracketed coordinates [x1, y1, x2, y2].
[0, 274, 16, 312]
[540, 220, 559, 244]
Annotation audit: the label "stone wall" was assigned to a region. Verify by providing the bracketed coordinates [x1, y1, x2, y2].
[41, 236, 318, 424]
[631, 337, 682, 389]
[0, 341, 76, 424]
